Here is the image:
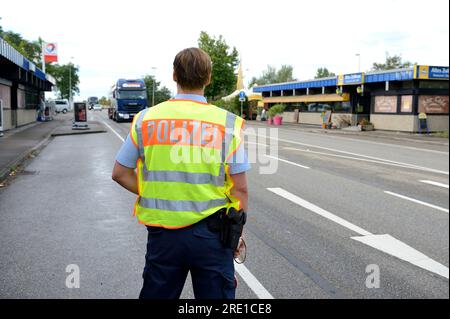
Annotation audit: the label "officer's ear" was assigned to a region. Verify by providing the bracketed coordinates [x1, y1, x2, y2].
[173, 70, 178, 83]
[204, 73, 212, 87]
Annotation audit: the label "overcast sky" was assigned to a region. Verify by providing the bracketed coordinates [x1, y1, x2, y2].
[1, 0, 449, 100]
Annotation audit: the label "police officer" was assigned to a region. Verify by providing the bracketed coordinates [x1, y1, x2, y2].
[112, 47, 250, 299]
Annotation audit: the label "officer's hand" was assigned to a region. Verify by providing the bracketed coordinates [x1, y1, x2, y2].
[234, 236, 245, 259]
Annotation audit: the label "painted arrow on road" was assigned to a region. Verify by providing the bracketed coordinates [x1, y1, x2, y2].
[267, 187, 449, 279]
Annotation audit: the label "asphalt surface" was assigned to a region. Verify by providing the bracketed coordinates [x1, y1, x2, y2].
[0, 109, 448, 299]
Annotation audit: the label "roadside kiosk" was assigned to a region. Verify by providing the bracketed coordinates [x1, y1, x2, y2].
[72, 102, 89, 130]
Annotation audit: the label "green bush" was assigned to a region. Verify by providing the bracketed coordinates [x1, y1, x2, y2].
[267, 104, 286, 118]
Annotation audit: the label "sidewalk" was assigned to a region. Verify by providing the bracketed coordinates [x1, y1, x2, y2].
[0, 113, 107, 183]
[248, 121, 449, 146]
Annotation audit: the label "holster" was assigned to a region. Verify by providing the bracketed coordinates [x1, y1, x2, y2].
[207, 207, 247, 250]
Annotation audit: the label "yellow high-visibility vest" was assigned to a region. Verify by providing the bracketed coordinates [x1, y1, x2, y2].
[130, 99, 245, 229]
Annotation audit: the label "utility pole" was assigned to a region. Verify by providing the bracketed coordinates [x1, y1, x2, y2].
[356, 53, 361, 72]
[151, 67, 157, 107]
[69, 57, 74, 107]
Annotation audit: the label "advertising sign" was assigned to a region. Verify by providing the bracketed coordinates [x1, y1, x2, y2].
[338, 73, 365, 86]
[374, 96, 397, 113]
[418, 95, 449, 114]
[73, 102, 89, 130]
[43, 42, 58, 63]
[416, 65, 449, 80]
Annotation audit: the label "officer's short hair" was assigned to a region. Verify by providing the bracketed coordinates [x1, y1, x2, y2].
[173, 48, 212, 90]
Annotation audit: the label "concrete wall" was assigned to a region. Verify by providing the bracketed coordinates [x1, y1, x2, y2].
[1, 109, 13, 131]
[281, 111, 298, 123]
[370, 114, 449, 132]
[16, 109, 36, 127]
[298, 112, 322, 125]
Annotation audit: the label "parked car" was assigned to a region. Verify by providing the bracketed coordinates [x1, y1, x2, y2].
[54, 99, 71, 113]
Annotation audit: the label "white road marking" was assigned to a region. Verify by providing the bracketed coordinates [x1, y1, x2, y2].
[352, 234, 449, 279]
[248, 133, 449, 175]
[267, 187, 372, 236]
[419, 180, 449, 189]
[248, 123, 449, 155]
[102, 121, 125, 142]
[268, 187, 449, 279]
[384, 191, 449, 213]
[234, 263, 274, 299]
[264, 155, 310, 170]
[102, 117, 274, 299]
[304, 131, 449, 155]
[283, 147, 444, 172]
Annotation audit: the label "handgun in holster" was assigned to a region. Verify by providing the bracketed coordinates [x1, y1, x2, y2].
[218, 207, 247, 250]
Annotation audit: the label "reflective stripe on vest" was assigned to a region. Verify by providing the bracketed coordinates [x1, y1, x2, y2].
[142, 167, 225, 186]
[139, 197, 228, 212]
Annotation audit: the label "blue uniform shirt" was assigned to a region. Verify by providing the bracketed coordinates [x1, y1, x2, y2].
[115, 94, 251, 175]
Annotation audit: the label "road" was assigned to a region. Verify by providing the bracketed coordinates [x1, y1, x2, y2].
[0, 109, 448, 298]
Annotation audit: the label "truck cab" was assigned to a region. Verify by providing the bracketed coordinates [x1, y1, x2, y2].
[109, 79, 148, 122]
[87, 96, 99, 110]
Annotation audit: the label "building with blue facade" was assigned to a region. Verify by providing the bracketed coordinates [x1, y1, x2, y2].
[0, 37, 55, 131]
[253, 66, 449, 132]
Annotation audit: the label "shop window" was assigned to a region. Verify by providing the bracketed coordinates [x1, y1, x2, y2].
[17, 89, 26, 109]
[25, 89, 39, 110]
[419, 81, 449, 90]
[400, 95, 413, 113]
[374, 96, 397, 113]
[418, 95, 449, 114]
[0, 84, 11, 108]
[303, 102, 351, 113]
[336, 102, 351, 113]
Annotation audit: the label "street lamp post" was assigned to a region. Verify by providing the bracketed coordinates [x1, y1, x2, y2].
[69, 57, 74, 108]
[356, 53, 361, 72]
[151, 67, 157, 107]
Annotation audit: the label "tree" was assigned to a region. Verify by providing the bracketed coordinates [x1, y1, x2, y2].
[99, 96, 110, 106]
[198, 31, 239, 101]
[143, 75, 172, 106]
[249, 65, 296, 87]
[1, 29, 42, 65]
[372, 52, 414, 71]
[315, 67, 335, 79]
[46, 63, 80, 100]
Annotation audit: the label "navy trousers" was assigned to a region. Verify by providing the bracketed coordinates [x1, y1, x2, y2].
[139, 217, 235, 299]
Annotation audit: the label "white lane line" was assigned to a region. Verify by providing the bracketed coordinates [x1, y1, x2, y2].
[283, 147, 443, 172]
[102, 120, 275, 298]
[384, 191, 449, 213]
[234, 263, 274, 299]
[248, 133, 449, 175]
[267, 187, 372, 236]
[102, 121, 125, 142]
[352, 234, 449, 279]
[264, 155, 310, 170]
[268, 187, 449, 279]
[419, 180, 449, 189]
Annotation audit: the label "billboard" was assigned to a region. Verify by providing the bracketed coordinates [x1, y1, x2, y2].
[43, 42, 58, 63]
[338, 73, 365, 86]
[415, 66, 449, 80]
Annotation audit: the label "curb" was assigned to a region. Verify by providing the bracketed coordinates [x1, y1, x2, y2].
[0, 126, 58, 184]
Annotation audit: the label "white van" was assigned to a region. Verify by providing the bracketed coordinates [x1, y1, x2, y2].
[54, 99, 71, 113]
